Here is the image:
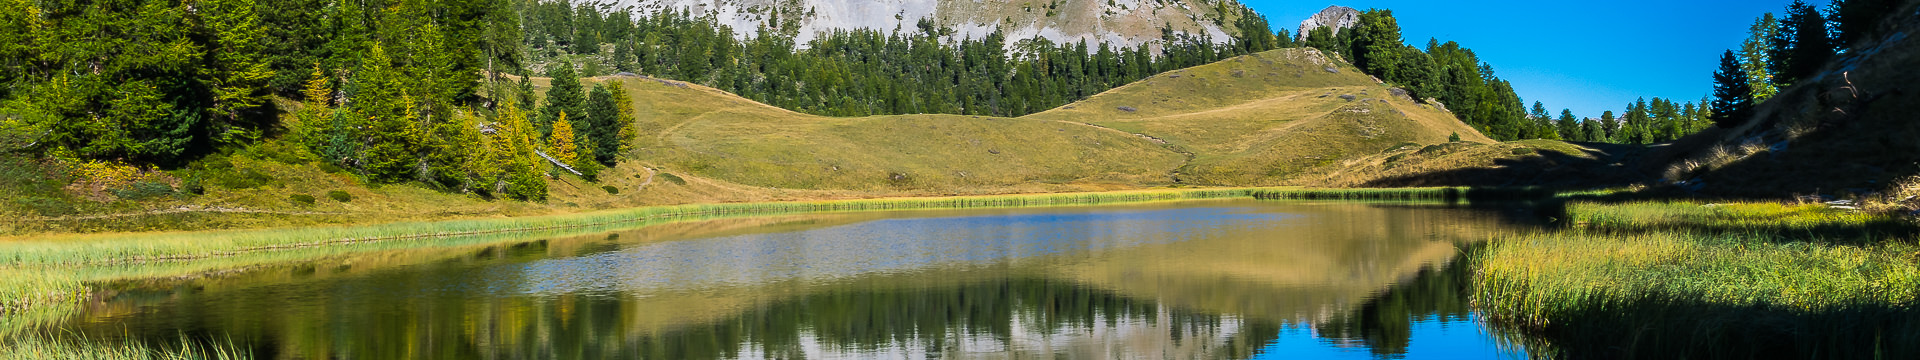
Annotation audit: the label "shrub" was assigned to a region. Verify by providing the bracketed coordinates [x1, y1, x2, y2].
[657, 173, 686, 185]
[601, 185, 619, 194]
[1511, 147, 1537, 155]
[110, 181, 178, 200]
[326, 190, 352, 203]
[213, 168, 274, 189]
[1449, 132, 1462, 142]
[289, 194, 316, 205]
[70, 159, 141, 188]
[180, 174, 205, 194]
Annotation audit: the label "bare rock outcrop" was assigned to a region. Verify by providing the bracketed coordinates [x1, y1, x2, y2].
[1296, 5, 1360, 41]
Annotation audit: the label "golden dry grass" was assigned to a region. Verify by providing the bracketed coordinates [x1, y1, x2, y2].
[1024, 49, 1491, 186]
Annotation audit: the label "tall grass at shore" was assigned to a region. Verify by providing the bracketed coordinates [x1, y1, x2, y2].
[1568, 201, 1906, 236]
[1, 332, 248, 360]
[1474, 200, 1920, 358]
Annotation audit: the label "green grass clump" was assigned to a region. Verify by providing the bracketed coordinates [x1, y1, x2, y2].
[211, 169, 272, 190]
[1251, 187, 1459, 201]
[1568, 201, 1907, 238]
[0, 333, 249, 360]
[1474, 201, 1920, 358]
[656, 173, 685, 185]
[601, 185, 619, 194]
[288, 194, 315, 206]
[325, 190, 351, 203]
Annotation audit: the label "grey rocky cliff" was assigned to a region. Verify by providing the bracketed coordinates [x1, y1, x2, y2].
[1296, 5, 1359, 41]
[593, 0, 1236, 50]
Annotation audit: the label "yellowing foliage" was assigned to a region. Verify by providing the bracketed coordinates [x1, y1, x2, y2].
[549, 112, 579, 168]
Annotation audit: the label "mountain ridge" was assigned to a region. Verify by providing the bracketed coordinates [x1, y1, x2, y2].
[593, 0, 1247, 49]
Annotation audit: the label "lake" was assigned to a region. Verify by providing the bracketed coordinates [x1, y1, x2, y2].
[58, 200, 1536, 359]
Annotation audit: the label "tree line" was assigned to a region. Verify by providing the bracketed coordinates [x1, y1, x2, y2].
[519, 0, 1295, 117]
[0, 0, 642, 202]
[1710, 0, 1898, 130]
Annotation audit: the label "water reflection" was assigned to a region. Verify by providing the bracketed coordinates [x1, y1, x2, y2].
[62, 201, 1529, 359]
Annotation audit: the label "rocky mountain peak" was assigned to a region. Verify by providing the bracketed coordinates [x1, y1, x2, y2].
[1296, 5, 1359, 41]
[598, 0, 1238, 50]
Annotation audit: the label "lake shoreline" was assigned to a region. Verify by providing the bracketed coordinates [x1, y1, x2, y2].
[0, 187, 1470, 323]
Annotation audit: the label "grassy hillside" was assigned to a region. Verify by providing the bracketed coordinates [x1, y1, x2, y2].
[569, 47, 1489, 191]
[594, 75, 1188, 192]
[1651, 0, 1920, 200]
[1022, 48, 1492, 186]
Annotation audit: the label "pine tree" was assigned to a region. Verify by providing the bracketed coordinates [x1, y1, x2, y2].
[1832, 0, 1897, 49]
[1556, 109, 1580, 141]
[1581, 118, 1603, 142]
[1739, 14, 1780, 102]
[1529, 101, 1557, 140]
[1600, 110, 1620, 143]
[583, 84, 624, 165]
[1625, 99, 1651, 144]
[201, 0, 276, 144]
[540, 61, 584, 138]
[1710, 50, 1755, 129]
[1771, 1, 1833, 86]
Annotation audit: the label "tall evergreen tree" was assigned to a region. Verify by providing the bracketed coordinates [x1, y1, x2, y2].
[1739, 14, 1780, 102]
[1528, 101, 1557, 140]
[1600, 110, 1620, 142]
[1710, 50, 1755, 129]
[539, 61, 583, 138]
[1556, 109, 1581, 141]
[583, 84, 624, 166]
[1832, 0, 1898, 49]
[1771, 1, 1833, 86]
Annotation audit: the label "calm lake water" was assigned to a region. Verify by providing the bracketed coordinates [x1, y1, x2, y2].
[63, 200, 1536, 359]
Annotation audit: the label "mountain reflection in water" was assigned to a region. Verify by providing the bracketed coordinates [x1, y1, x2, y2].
[64, 200, 1528, 359]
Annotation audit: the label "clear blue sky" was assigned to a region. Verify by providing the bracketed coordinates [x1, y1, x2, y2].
[1243, 0, 1828, 118]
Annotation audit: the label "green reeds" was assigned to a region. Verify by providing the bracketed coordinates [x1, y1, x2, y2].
[1473, 201, 1920, 358]
[1, 332, 249, 360]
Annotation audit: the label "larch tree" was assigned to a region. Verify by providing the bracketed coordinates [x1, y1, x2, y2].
[549, 112, 581, 169]
[1738, 14, 1780, 102]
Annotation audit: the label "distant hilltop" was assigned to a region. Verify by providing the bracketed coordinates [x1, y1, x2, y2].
[591, 0, 1241, 49]
[1296, 5, 1360, 41]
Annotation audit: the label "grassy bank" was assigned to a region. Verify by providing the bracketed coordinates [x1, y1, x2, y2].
[1474, 201, 1920, 358]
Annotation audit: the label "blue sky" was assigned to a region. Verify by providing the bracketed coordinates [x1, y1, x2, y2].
[1243, 0, 1828, 118]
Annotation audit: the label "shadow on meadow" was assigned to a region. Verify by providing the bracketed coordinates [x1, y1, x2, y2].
[1355, 142, 1650, 189]
[1499, 297, 1920, 360]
